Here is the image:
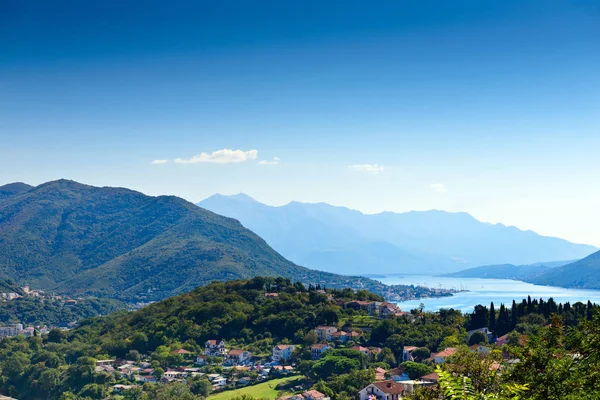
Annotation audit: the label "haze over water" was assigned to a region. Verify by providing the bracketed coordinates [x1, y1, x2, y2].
[377, 275, 600, 312]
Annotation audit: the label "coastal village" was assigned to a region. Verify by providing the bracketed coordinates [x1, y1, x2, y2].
[84, 289, 520, 399]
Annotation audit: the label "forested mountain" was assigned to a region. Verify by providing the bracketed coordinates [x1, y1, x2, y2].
[444, 260, 574, 280]
[0, 180, 378, 301]
[198, 194, 596, 275]
[528, 250, 600, 289]
[0, 182, 33, 202]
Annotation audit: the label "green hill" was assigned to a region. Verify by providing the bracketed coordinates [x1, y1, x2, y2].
[443, 260, 573, 280]
[529, 251, 600, 289]
[0, 180, 379, 301]
[0, 182, 33, 202]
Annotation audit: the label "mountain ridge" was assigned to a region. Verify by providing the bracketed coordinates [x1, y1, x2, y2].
[198, 193, 596, 275]
[0, 180, 381, 301]
[527, 250, 600, 289]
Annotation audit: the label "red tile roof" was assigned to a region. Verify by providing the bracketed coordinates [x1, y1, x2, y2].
[171, 349, 192, 355]
[370, 380, 405, 395]
[421, 372, 439, 381]
[435, 347, 458, 358]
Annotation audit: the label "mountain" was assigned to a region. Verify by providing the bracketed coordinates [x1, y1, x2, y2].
[198, 194, 597, 275]
[0, 182, 33, 201]
[528, 251, 600, 289]
[0, 180, 378, 301]
[442, 260, 575, 280]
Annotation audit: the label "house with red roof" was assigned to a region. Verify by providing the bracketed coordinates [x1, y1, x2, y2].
[432, 347, 457, 363]
[205, 339, 227, 356]
[311, 343, 331, 359]
[226, 349, 252, 364]
[359, 380, 405, 400]
[272, 344, 295, 362]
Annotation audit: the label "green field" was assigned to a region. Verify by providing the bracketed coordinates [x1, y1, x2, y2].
[209, 376, 302, 400]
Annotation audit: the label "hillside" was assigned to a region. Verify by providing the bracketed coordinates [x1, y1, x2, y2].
[528, 250, 600, 289]
[0, 180, 380, 301]
[198, 194, 597, 275]
[443, 260, 574, 280]
[0, 182, 33, 202]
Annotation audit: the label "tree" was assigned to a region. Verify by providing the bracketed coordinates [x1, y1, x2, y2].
[156, 382, 198, 400]
[437, 366, 528, 399]
[489, 302, 496, 332]
[411, 347, 431, 362]
[188, 375, 211, 396]
[400, 361, 433, 379]
[468, 330, 488, 346]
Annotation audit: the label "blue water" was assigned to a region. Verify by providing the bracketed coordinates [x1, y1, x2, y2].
[377, 275, 600, 312]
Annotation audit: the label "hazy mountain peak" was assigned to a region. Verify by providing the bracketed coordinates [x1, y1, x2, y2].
[203, 193, 260, 204]
[198, 193, 597, 274]
[0, 182, 34, 195]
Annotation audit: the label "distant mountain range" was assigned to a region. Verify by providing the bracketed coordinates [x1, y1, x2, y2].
[0, 180, 379, 301]
[527, 251, 600, 289]
[198, 194, 597, 275]
[445, 252, 600, 291]
[443, 260, 575, 280]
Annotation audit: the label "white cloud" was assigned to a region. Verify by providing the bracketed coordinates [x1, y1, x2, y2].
[174, 149, 258, 164]
[258, 156, 281, 165]
[348, 164, 386, 175]
[151, 159, 169, 165]
[430, 183, 447, 193]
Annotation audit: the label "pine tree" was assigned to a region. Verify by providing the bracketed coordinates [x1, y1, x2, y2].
[511, 300, 518, 330]
[489, 302, 496, 333]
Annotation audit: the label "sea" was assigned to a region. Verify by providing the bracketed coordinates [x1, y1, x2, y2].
[376, 275, 600, 312]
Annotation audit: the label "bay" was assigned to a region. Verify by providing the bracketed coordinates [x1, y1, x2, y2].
[377, 275, 600, 312]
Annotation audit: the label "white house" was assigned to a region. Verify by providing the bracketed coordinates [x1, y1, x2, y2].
[205, 339, 227, 356]
[314, 326, 337, 341]
[227, 349, 252, 364]
[272, 344, 295, 361]
[358, 381, 406, 400]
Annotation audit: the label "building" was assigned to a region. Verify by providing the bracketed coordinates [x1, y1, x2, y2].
[0, 324, 23, 339]
[358, 380, 405, 400]
[421, 372, 440, 384]
[330, 330, 360, 343]
[311, 343, 331, 359]
[171, 348, 193, 357]
[496, 333, 509, 347]
[469, 344, 491, 355]
[96, 359, 115, 366]
[374, 367, 387, 381]
[397, 380, 433, 394]
[350, 346, 371, 356]
[195, 355, 208, 365]
[379, 302, 400, 317]
[432, 347, 457, 364]
[315, 326, 337, 341]
[112, 384, 139, 393]
[302, 390, 329, 400]
[205, 339, 227, 356]
[388, 367, 410, 382]
[227, 349, 252, 364]
[272, 344, 295, 361]
[402, 346, 417, 361]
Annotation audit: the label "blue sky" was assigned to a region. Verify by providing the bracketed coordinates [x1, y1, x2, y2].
[1, 0, 599, 245]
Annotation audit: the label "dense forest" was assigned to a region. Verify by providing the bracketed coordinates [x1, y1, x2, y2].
[0, 180, 388, 302]
[0, 277, 597, 399]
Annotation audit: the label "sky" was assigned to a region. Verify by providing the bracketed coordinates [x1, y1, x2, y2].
[1, 0, 599, 245]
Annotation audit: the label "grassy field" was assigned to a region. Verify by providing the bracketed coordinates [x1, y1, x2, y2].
[209, 376, 302, 400]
